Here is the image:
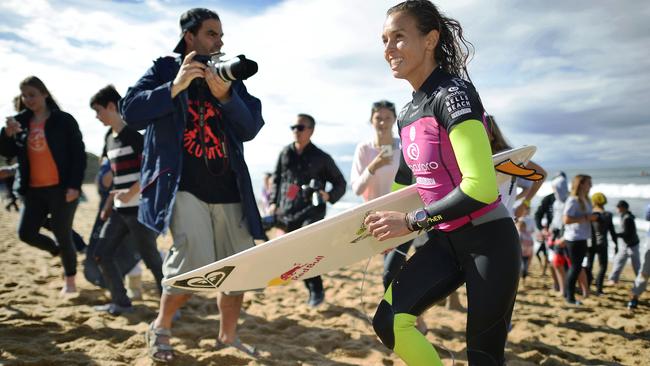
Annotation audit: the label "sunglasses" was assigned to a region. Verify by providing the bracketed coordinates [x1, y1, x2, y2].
[290, 124, 307, 132]
[373, 100, 395, 109]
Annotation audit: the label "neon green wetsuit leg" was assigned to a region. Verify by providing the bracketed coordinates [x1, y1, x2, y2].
[384, 286, 442, 366]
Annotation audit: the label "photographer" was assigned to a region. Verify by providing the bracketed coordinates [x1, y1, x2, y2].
[119, 8, 264, 362]
[269, 114, 346, 307]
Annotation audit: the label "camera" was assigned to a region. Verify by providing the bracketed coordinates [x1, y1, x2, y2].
[193, 52, 258, 81]
[301, 179, 324, 207]
[261, 214, 276, 231]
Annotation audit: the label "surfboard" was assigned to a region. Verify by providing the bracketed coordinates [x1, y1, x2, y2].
[164, 145, 538, 292]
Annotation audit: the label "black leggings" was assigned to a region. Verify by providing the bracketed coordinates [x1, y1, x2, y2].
[535, 239, 547, 263]
[373, 218, 520, 365]
[18, 186, 78, 276]
[565, 239, 588, 302]
[586, 244, 608, 292]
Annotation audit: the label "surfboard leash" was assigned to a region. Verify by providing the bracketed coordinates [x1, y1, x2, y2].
[357, 251, 456, 365]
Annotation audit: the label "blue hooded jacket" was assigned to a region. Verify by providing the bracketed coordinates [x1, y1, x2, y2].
[119, 56, 265, 239]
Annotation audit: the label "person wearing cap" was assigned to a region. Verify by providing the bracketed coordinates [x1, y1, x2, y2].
[627, 202, 650, 309]
[608, 200, 641, 285]
[588, 192, 617, 295]
[120, 8, 264, 362]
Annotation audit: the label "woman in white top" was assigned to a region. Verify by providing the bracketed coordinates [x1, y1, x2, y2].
[350, 100, 428, 333]
[563, 174, 593, 305]
[350, 100, 401, 201]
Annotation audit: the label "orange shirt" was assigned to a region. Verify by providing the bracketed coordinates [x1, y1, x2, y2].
[27, 118, 60, 187]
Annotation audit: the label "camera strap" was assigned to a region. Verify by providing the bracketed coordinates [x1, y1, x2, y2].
[196, 82, 229, 176]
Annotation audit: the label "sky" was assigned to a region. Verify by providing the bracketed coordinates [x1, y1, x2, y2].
[1, 0, 649, 179]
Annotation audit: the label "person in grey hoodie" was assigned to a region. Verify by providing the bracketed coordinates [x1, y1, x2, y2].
[608, 200, 640, 284]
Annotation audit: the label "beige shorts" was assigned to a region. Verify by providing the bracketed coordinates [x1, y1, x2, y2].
[163, 191, 254, 295]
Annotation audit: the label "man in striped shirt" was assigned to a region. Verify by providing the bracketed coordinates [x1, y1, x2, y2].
[90, 85, 164, 315]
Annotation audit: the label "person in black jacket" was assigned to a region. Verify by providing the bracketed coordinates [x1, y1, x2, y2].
[269, 113, 347, 307]
[534, 192, 555, 275]
[627, 202, 650, 309]
[608, 200, 640, 284]
[0, 76, 86, 296]
[589, 192, 617, 294]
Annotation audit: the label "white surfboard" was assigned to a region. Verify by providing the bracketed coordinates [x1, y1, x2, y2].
[164, 145, 538, 292]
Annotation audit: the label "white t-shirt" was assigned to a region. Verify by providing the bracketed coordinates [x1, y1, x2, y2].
[499, 177, 533, 217]
[350, 138, 401, 202]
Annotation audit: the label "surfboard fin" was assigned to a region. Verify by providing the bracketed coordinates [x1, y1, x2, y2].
[495, 160, 544, 181]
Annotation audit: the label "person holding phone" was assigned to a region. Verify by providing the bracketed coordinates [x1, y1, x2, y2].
[350, 100, 429, 333]
[350, 100, 400, 203]
[0, 76, 86, 296]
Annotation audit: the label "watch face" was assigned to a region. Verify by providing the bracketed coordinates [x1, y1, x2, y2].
[415, 209, 428, 221]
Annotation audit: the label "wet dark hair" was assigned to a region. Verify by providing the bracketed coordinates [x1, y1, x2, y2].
[19, 76, 60, 111]
[90, 84, 122, 109]
[370, 100, 397, 121]
[387, 0, 474, 80]
[297, 113, 316, 128]
[486, 115, 511, 153]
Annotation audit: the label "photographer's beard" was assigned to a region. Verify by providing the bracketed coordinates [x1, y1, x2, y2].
[184, 22, 223, 57]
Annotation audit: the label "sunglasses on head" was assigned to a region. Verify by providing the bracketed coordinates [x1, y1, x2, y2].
[290, 124, 307, 132]
[373, 100, 395, 109]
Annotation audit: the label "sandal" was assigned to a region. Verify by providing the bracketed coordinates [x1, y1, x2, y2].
[145, 321, 174, 362]
[215, 338, 259, 358]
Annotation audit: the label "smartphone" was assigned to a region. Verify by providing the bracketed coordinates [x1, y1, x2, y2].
[380, 144, 393, 157]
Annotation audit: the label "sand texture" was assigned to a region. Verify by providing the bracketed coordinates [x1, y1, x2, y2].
[1, 185, 648, 365]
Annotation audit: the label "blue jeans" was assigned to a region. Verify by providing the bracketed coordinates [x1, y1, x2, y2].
[95, 211, 163, 306]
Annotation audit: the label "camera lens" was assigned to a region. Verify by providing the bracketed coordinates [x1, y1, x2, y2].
[214, 55, 258, 81]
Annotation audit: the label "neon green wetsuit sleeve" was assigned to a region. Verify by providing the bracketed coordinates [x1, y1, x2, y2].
[448, 119, 498, 203]
[391, 182, 408, 192]
[409, 119, 498, 230]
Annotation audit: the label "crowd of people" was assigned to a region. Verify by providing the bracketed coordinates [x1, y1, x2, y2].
[530, 173, 650, 309]
[1, 1, 649, 365]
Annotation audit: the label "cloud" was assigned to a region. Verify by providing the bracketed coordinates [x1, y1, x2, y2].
[1, 0, 648, 176]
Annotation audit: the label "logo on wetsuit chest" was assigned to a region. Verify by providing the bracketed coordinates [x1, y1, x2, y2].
[405, 125, 439, 173]
[445, 90, 472, 119]
[406, 126, 420, 160]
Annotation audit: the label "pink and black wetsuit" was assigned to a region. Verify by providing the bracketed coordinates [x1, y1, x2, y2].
[372, 67, 521, 366]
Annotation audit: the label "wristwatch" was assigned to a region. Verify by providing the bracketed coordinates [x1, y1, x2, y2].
[407, 208, 430, 231]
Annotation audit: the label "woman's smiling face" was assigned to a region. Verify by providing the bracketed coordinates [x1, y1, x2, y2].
[382, 11, 436, 86]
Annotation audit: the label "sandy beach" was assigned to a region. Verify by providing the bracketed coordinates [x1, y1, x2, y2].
[0, 184, 648, 366]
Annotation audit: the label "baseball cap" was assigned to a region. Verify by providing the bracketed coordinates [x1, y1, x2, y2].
[173, 8, 220, 54]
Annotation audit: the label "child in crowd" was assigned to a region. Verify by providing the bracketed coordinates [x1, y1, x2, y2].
[517, 218, 534, 286]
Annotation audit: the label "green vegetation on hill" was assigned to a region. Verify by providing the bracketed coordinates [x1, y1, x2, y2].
[85, 152, 101, 183]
